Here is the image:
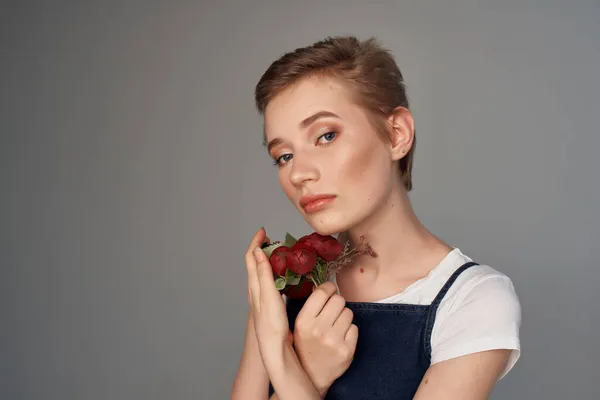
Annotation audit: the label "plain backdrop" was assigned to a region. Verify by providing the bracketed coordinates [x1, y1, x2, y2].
[1, 1, 599, 399]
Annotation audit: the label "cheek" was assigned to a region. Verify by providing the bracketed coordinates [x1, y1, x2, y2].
[343, 141, 385, 182]
[341, 141, 390, 200]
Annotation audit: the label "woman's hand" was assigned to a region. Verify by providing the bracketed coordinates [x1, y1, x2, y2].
[245, 228, 291, 359]
[245, 227, 321, 400]
[293, 282, 359, 396]
[231, 229, 277, 400]
[246, 228, 291, 359]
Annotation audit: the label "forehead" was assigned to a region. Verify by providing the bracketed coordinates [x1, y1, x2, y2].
[264, 76, 356, 137]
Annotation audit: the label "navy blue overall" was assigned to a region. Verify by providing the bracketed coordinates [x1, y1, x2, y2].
[269, 261, 479, 399]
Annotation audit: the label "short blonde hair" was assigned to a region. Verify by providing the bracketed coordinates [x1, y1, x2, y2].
[255, 36, 415, 191]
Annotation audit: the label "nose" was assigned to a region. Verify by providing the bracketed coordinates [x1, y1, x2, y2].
[288, 154, 319, 187]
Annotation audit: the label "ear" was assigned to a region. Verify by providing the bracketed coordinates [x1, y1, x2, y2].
[386, 107, 414, 161]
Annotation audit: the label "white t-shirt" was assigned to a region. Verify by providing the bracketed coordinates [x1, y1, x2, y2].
[331, 248, 521, 380]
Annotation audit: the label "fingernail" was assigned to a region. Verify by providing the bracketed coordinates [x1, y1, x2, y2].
[253, 247, 262, 255]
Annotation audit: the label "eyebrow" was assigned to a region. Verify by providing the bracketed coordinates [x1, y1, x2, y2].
[264, 110, 340, 154]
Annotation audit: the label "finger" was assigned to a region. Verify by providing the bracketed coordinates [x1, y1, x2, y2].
[245, 258, 259, 310]
[247, 274, 260, 312]
[246, 250, 261, 311]
[317, 293, 346, 327]
[345, 324, 359, 348]
[246, 227, 267, 255]
[245, 228, 267, 308]
[297, 281, 338, 319]
[332, 307, 354, 336]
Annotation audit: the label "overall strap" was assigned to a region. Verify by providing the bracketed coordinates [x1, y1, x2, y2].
[423, 261, 480, 361]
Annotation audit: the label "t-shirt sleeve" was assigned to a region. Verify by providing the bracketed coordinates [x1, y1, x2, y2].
[430, 275, 522, 379]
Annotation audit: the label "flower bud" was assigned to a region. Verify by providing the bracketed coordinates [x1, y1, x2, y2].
[269, 246, 290, 276]
[297, 232, 343, 261]
[283, 278, 314, 299]
[287, 242, 317, 275]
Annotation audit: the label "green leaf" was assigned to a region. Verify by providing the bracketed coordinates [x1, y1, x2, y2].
[285, 269, 301, 286]
[284, 232, 297, 248]
[310, 268, 322, 286]
[318, 261, 328, 281]
[261, 242, 284, 258]
[274, 277, 287, 290]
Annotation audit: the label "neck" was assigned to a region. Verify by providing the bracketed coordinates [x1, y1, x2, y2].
[338, 183, 451, 278]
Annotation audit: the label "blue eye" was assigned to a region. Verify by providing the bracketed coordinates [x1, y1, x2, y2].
[273, 153, 293, 166]
[319, 131, 337, 143]
[272, 132, 337, 168]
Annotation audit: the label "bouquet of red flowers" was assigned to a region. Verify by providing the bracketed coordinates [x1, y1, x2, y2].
[261, 232, 375, 299]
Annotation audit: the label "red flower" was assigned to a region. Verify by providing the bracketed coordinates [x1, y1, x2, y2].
[269, 246, 290, 276]
[284, 278, 314, 299]
[286, 242, 317, 275]
[297, 232, 343, 262]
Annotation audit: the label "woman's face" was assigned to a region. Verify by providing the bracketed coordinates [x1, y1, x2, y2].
[264, 76, 398, 236]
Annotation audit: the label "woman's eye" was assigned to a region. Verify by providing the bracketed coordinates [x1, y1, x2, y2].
[272, 132, 336, 167]
[318, 131, 337, 144]
[273, 153, 293, 166]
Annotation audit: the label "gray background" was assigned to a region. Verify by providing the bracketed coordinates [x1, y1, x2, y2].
[1, 1, 599, 399]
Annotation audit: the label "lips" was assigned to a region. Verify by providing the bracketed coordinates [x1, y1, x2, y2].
[299, 194, 336, 213]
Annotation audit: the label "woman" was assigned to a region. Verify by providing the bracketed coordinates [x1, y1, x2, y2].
[231, 36, 521, 400]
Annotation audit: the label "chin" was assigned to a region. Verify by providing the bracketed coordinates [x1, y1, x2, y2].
[304, 211, 356, 237]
